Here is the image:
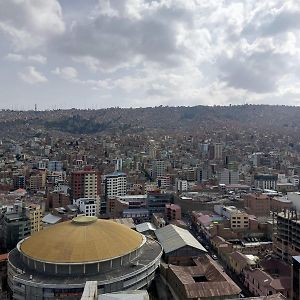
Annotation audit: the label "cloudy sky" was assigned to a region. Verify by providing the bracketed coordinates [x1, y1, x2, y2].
[0, 0, 300, 109]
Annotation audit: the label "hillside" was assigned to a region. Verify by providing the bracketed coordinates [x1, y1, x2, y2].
[0, 105, 299, 137]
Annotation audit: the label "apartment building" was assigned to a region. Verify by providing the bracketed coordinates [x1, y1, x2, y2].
[71, 167, 100, 199]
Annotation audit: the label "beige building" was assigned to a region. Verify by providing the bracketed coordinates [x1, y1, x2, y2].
[215, 205, 249, 229]
[26, 204, 43, 234]
[29, 172, 46, 192]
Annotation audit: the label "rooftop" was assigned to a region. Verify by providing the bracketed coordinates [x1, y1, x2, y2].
[155, 224, 207, 254]
[20, 216, 144, 263]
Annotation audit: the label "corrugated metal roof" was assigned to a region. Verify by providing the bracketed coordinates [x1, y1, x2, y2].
[135, 222, 156, 233]
[155, 224, 207, 253]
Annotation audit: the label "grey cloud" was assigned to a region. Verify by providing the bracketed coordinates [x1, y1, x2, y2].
[54, 1, 192, 70]
[243, 9, 300, 38]
[218, 50, 291, 93]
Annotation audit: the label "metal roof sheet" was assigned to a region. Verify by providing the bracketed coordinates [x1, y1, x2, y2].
[155, 224, 207, 253]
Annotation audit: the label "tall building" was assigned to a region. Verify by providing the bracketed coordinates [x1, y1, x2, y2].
[293, 256, 300, 300]
[3, 208, 31, 251]
[208, 143, 223, 160]
[274, 210, 300, 262]
[214, 142, 223, 160]
[26, 204, 43, 234]
[218, 169, 239, 185]
[29, 171, 46, 192]
[104, 171, 127, 199]
[152, 160, 167, 178]
[71, 167, 100, 200]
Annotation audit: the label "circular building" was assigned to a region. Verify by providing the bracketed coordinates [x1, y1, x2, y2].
[8, 216, 162, 299]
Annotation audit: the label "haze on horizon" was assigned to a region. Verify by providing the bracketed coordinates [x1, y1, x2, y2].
[0, 0, 300, 110]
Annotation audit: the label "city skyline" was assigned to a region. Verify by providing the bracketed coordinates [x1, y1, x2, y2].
[1, 0, 300, 109]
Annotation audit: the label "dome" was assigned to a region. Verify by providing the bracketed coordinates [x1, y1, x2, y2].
[20, 216, 144, 263]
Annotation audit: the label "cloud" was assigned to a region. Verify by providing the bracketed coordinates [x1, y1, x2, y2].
[1, 0, 300, 108]
[19, 66, 48, 84]
[52, 67, 78, 80]
[5, 53, 47, 64]
[0, 0, 65, 50]
[5, 53, 24, 62]
[28, 55, 47, 64]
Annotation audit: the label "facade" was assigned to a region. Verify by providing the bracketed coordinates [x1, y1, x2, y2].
[73, 198, 98, 216]
[254, 174, 277, 190]
[156, 176, 170, 189]
[147, 192, 172, 215]
[104, 172, 127, 199]
[293, 256, 300, 300]
[214, 205, 249, 230]
[165, 204, 181, 221]
[175, 179, 188, 192]
[71, 167, 100, 200]
[29, 171, 46, 192]
[273, 211, 300, 262]
[218, 169, 239, 185]
[3, 212, 31, 251]
[244, 193, 271, 217]
[26, 204, 43, 234]
[8, 216, 162, 300]
[48, 161, 63, 172]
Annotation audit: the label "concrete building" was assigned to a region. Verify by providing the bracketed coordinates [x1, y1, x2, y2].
[165, 204, 181, 221]
[3, 211, 31, 251]
[152, 160, 167, 178]
[104, 171, 127, 199]
[73, 198, 98, 217]
[147, 191, 172, 215]
[254, 174, 277, 190]
[71, 167, 100, 200]
[244, 193, 271, 217]
[218, 169, 239, 185]
[48, 161, 63, 172]
[29, 171, 46, 192]
[156, 176, 170, 189]
[175, 179, 188, 192]
[293, 256, 300, 300]
[26, 204, 43, 234]
[8, 216, 162, 299]
[273, 210, 300, 262]
[214, 205, 249, 229]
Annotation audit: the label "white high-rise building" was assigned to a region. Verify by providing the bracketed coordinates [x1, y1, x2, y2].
[105, 172, 127, 199]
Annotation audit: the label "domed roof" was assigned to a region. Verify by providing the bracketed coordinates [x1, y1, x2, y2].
[20, 216, 144, 263]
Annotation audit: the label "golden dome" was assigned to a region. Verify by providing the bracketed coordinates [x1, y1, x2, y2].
[20, 217, 144, 263]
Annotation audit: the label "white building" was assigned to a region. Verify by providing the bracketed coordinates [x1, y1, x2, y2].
[73, 198, 98, 217]
[105, 172, 127, 199]
[175, 179, 188, 192]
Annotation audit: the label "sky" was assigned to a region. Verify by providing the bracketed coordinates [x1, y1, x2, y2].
[0, 0, 300, 109]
